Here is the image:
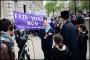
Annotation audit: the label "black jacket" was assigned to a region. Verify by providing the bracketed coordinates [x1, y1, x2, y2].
[78, 32, 88, 60]
[48, 45, 71, 60]
[60, 20, 80, 60]
[39, 28, 54, 47]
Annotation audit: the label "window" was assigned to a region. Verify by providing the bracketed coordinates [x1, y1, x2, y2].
[14, 0, 17, 2]
[23, 5, 26, 13]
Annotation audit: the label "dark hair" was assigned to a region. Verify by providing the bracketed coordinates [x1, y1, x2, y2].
[53, 34, 63, 44]
[43, 17, 47, 20]
[0, 19, 14, 32]
[79, 24, 88, 34]
[79, 24, 86, 31]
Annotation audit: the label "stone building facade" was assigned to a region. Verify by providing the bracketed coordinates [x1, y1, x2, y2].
[0, 0, 44, 21]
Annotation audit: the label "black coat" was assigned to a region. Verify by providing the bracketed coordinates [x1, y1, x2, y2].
[39, 28, 54, 47]
[78, 32, 88, 60]
[60, 20, 80, 60]
[39, 28, 54, 60]
[48, 45, 72, 60]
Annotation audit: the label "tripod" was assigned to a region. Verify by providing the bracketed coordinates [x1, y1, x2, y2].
[18, 41, 30, 60]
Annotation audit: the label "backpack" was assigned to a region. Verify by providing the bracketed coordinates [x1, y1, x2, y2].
[0, 40, 12, 50]
[0, 40, 15, 60]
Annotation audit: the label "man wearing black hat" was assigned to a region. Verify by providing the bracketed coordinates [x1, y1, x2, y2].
[60, 11, 80, 60]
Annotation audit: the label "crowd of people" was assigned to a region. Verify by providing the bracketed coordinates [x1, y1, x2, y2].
[0, 10, 89, 60]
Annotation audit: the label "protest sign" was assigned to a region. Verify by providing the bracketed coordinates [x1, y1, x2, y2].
[13, 11, 44, 30]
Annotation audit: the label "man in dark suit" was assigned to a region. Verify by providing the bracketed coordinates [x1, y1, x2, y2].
[60, 11, 80, 60]
[39, 18, 54, 60]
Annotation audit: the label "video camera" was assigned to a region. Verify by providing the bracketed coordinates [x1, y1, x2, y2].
[11, 21, 30, 60]
[15, 30, 28, 48]
[15, 30, 31, 60]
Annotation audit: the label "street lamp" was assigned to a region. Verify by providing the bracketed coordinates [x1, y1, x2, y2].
[75, 0, 80, 15]
[76, 0, 80, 13]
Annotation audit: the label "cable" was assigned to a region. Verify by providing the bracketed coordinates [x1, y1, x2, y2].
[27, 39, 29, 52]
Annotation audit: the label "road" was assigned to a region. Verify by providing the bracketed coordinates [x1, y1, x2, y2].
[14, 35, 44, 60]
[14, 34, 89, 60]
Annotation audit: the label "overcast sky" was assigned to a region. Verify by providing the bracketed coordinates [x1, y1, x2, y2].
[43, 1, 47, 6]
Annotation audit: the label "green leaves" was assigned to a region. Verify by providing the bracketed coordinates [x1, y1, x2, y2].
[79, 1, 89, 11]
[56, 1, 64, 11]
[69, 1, 76, 11]
[44, 1, 57, 16]
[44, 1, 64, 16]
[69, 0, 89, 12]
